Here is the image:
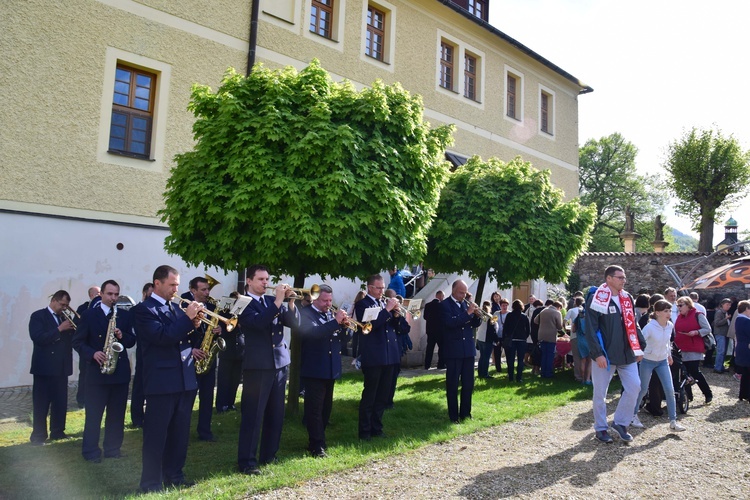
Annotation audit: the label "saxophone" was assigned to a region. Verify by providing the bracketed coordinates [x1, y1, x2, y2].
[195, 313, 226, 375]
[101, 305, 124, 375]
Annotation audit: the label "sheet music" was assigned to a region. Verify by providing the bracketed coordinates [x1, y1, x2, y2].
[403, 298, 422, 313]
[218, 296, 236, 311]
[362, 306, 381, 322]
[230, 295, 252, 316]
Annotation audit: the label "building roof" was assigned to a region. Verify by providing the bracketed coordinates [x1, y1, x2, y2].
[437, 0, 594, 94]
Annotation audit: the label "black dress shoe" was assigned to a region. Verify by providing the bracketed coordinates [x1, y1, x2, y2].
[241, 466, 261, 476]
[164, 479, 195, 488]
[29, 440, 46, 447]
[85, 456, 102, 464]
[371, 431, 386, 438]
[359, 435, 371, 441]
[50, 433, 69, 441]
[199, 435, 217, 442]
[311, 448, 328, 458]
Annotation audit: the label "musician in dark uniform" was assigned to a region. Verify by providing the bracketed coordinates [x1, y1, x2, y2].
[131, 265, 205, 492]
[355, 274, 400, 440]
[129, 282, 153, 429]
[298, 284, 350, 457]
[441, 280, 481, 423]
[216, 291, 243, 413]
[237, 265, 299, 475]
[72, 280, 135, 462]
[75, 286, 100, 408]
[182, 276, 220, 441]
[28, 290, 75, 445]
[423, 290, 445, 369]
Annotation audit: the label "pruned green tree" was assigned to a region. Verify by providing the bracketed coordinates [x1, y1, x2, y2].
[664, 127, 750, 252]
[579, 133, 667, 251]
[426, 156, 596, 302]
[161, 60, 454, 411]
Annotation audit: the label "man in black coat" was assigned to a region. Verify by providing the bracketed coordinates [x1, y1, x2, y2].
[131, 265, 204, 492]
[237, 265, 299, 475]
[440, 280, 481, 423]
[216, 292, 244, 413]
[423, 290, 445, 369]
[28, 290, 75, 445]
[72, 280, 136, 462]
[298, 284, 349, 457]
[355, 274, 400, 440]
[182, 276, 220, 442]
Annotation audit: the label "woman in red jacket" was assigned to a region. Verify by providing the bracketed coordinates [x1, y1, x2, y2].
[674, 296, 713, 405]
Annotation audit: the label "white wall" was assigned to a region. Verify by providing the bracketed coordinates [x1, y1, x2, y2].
[0, 212, 237, 388]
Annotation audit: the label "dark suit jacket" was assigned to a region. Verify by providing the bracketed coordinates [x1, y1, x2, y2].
[239, 295, 298, 371]
[29, 308, 74, 377]
[298, 306, 350, 380]
[72, 304, 136, 385]
[131, 296, 197, 396]
[422, 299, 443, 338]
[440, 298, 481, 359]
[355, 296, 400, 368]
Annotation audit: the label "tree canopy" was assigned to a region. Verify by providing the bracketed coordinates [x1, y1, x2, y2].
[664, 127, 750, 252]
[426, 156, 596, 301]
[578, 133, 666, 252]
[161, 60, 454, 278]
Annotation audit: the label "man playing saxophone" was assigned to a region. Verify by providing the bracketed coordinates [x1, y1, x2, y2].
[72, 280, 135, 463]
[182, 277, 221, 442]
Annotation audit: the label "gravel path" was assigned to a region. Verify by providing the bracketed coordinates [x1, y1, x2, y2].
[253, 370, 750, 499]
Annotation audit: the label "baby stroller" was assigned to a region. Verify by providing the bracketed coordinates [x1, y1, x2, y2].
[640, 344, 692, 415]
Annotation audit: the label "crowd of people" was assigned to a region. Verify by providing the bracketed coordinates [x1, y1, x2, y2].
[26, 263, 750, 491]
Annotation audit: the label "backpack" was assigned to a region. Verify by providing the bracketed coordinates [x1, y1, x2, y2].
[573, 306, 585, 335]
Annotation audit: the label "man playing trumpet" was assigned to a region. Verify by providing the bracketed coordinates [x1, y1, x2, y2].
[182, 276, 220, 442]
[298, 285, 350, 458]
[72, 280, 135, 462]
[237, 265, 299, 475]
[28, 290, 76, 445]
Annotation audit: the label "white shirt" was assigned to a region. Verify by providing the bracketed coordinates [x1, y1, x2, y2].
[641, 319, 674, 362]
[694, 302, 707, 315]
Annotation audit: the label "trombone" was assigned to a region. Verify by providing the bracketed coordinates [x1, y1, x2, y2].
[171, 294, 239, 332]
[265, 284, 321, 301]
[61, 307, 80, 329]
[329, 305, 372, 335]
[468, 302, 498, 324]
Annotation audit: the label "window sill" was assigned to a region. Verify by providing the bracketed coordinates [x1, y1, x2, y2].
[108, 150, 155, 161]
[365, 54, 389, 65]
[464, 96, 481, 104]
[309, 31, 339, 43]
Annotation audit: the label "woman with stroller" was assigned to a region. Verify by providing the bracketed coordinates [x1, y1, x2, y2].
[674, 296, 714, 405]
[632, 299, 686, 431]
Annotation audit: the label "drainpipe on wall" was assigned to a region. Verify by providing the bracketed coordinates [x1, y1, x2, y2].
[247, 0, 260, 76]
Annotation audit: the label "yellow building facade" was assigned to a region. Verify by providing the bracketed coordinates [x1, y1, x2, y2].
[0, 0, 590, 387]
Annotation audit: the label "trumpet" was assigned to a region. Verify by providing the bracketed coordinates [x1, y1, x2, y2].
[61, 307, 80, 329]
[265, 284, 321, 301]
[171, 295, 239, 332]
[468, 302, 497, 324]
[329, 305, 372, 335]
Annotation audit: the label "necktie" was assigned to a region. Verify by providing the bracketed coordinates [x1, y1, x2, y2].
[460, 300, 467, 312]
[258, 297, 266, 308]
[55, 313, 63, 325]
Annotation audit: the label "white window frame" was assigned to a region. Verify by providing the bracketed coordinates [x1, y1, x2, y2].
[436, 30, 485, 108]
[260, 0, 303, 32]
[304, 0, 346, 52]
[538, 84, 556, 139]
[504, 65, 524, 123]
[97, 47, 171, 172]
[360, 0, 396, 71]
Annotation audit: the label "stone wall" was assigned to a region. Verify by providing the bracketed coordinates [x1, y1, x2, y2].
[573, 252, 750, 303]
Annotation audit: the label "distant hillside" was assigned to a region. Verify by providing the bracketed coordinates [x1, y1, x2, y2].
[671, 228, 698, 251]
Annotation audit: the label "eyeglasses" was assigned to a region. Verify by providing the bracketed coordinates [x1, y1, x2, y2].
[611, 275, 627, 280]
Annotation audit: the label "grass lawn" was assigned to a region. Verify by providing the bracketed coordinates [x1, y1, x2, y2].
[0, 369, 594, 499]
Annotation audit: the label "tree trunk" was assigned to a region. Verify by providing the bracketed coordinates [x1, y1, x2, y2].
[285, 272, 306, 415]
[475, 273, 487, 305]
[698, 212, 714, 253]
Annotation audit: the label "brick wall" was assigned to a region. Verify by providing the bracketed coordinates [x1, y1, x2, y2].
[573, 252, 749, 303]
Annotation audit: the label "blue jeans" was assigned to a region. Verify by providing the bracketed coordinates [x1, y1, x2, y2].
[476, 341, 494, 378]
[540, 341, 556, 378]
[634, 358, 677, 421]
[714, 335, 728, 372]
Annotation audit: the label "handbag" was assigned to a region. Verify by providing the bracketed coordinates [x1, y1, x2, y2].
[703, 331, 716, 351]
